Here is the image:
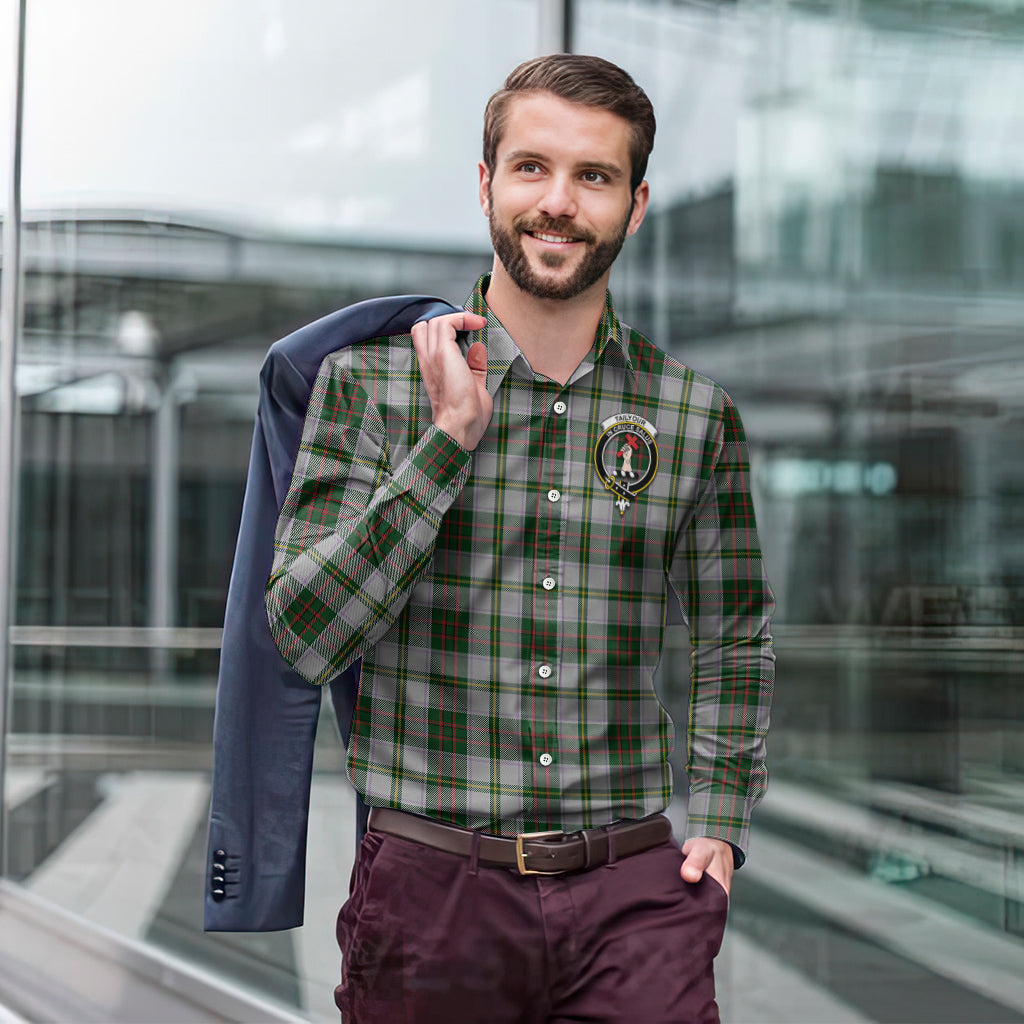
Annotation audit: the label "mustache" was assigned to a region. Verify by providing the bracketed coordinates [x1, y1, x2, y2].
[513, 216, 595, 245]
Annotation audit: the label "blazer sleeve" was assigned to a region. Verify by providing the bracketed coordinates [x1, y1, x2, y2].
[204, 296, 458, 932]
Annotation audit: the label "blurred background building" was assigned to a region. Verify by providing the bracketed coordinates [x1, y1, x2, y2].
[1, 0, 1023, 1021]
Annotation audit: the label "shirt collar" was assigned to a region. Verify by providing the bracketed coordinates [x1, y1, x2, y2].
[462, 274, 636, 391]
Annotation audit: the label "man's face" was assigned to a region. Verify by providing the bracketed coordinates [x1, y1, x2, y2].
[480, 92, 649, 302]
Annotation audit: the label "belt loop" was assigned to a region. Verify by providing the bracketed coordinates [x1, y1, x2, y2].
[606, 828, 618, 869]
[468, 830, 481, 877]
[581, 829, 593, 870]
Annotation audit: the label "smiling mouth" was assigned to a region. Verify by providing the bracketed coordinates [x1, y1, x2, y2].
[528, 231, 581, 244]
[532, 232, 581, 243]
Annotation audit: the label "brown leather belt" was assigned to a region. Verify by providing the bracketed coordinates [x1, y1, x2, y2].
[368, 806, 673, 876]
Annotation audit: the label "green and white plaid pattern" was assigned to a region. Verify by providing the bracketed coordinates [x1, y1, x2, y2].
[266, 275, 775, 854]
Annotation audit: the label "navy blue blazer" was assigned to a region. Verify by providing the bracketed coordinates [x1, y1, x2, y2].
[204, 295, 459, 932]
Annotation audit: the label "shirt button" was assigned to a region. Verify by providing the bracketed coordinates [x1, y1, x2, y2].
[539, 752, 553, 767]
[553, 401, 567, 415]
[547, 489, 561, 503]
[542, 577, 556, 591]
[538, 664, 552, 679]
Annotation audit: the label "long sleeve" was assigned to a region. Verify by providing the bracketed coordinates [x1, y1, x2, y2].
[265, 349, 472, 687]
[668, 391, 775, 864]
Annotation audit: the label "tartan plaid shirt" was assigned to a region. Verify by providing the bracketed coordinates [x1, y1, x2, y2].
[266, 274, 774, 857]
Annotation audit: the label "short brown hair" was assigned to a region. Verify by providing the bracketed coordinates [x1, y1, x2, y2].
[483, 54, 656, 193]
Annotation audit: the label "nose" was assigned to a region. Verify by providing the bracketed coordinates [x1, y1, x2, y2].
[536, 174, 578, 220]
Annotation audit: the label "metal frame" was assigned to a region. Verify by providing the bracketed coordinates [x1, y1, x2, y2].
[538, 0, 573, 52]
[0, 0, 27, 880]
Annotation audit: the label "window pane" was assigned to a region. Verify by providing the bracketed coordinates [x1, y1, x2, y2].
[576, 1, 1024, 1020]
[10, 2, 538, 1018]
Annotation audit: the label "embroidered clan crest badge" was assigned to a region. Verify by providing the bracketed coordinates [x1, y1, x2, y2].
[593, 414, 659, 515]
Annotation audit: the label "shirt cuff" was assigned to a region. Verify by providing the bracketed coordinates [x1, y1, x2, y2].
[391, 423, 473, 518]
[684, 790, 751, 868]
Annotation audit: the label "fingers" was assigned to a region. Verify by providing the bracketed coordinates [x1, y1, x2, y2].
[411, 311, 487, 341]
[459, 312, 488, 331]
[411, 312, 487, 372]
[410, 311, 492, 452]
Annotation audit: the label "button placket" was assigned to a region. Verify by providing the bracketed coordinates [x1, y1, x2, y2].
[526, 385, 568, 806]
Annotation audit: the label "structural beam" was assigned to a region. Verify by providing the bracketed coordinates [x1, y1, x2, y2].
[0, 0, 28, 879]
[538, 0, 572, 53]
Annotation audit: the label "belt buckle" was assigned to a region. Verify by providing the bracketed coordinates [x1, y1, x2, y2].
[515, 830, 565, 876]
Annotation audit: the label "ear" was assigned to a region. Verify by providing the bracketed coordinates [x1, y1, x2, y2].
[625, 180, 650, 237]
[478, 161, 492, 216]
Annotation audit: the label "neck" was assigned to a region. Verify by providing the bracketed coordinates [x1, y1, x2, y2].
[484, 260, 609, 386]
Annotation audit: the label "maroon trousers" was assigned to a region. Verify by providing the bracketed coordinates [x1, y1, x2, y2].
[335, 827, 728, 1023]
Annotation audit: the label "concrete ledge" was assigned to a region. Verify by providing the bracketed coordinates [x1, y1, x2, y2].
[0, 881, 308, 1023]
[743, 830, 1024, 1014]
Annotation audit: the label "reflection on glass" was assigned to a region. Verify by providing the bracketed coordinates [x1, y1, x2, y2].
[8, 1, 537, 1019]
[578, 0, 1024, 1021]
[6, 0, 1024, 1020]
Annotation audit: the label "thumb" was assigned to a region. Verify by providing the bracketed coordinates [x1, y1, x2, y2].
[680, 841, 710, 883]
[680, 857, 706, 883]
[466, 340, 487, 378]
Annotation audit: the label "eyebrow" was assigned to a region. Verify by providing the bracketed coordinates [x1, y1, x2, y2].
[502, 150, 626, 181]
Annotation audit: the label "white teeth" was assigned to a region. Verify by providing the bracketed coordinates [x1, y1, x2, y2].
[533, 232, 574, 244]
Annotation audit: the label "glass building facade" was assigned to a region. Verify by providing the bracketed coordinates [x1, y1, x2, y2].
[1, 1, 1023, 1020]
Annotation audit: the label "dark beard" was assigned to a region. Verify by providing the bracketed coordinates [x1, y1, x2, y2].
[488, 196, 630, 301]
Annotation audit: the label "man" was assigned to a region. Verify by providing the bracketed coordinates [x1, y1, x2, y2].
[266, 54, 774, 1023]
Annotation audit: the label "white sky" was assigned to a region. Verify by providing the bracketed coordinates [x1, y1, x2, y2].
[14, 0, 541, 245]
[4, 0, 749, 245]
[2, 1, 1024, 244]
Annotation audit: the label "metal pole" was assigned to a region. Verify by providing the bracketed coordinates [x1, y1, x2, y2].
[149, 364, 178, 677]
[0, 0, 28, 878]
[537, 0, 571, 53]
